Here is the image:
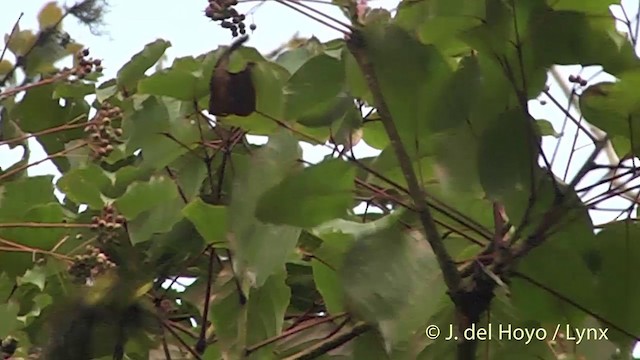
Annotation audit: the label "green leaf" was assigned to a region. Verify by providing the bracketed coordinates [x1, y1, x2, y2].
[432, 125, 481, 192]
[138, 56, 207, 100]
[589, 221, 640, 347]
[4, 29, 36, 57]
[284, 54, 345, 121]
[37, 2, 63, 29]
[209, 264, 247, 358]
[528, 10, 638, 75]
[10, 85, 88, 172]
[311, 232, 355, 314]
[256, 159, 355, 228]
[114, 175, 179, 220]
[409, 0, 484, 55]
[353, 331, 391, 360]
[343, 48, 371, 102]
[477, 109, 539, 199]
[535, 119, 561, 138]
[0, 176, 58, 220]
[183, 198, 227, 244]
[0, 202, 65, 277]
[340, 221, 445, 345]
[18, 266, 47, 291]
[0, 302, 20, 338]
[359, 23, 452, 139]
[550, 0, 616, 15]
[53, 82, 96, 99]
[168, 152, 209, 201]
[509, 177, 596, 325]
[246, 271, 291, 359]
[580, 75, 640, 155]
[117, 39, 171, 92]
[96, 79, 118, 102]
[276, 47, 312, 74]
[362, 118, 388, 149]
[126, 198, 184, 245]
[228, 130, 302, 287]
[296, 93, 354, 128]
[56, 164, 111, 209]
[123, 96, 200, 169]
[145, 218, 206, 272]
[11, 84, 67, 133]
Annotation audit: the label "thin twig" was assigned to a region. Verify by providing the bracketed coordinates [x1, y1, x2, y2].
[0, 13, 23, 64]
[0, 222, 93, 229]
[274, 0, 349, 35]
[282, 322, 371, 360]
[245, 313, 347, 355]
[0, 141, 87, 181]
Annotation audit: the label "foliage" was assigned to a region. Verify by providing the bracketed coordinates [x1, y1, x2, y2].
[0, 0, 640, 359]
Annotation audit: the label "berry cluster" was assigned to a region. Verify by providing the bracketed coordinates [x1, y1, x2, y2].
[84, 102, 123, 160]
[91, 204, 125, 244]
[568, 74, 588, 86]
[68, 245, 116, 284]
[204, 0, 256, 37]
[67, 48, 103, 80]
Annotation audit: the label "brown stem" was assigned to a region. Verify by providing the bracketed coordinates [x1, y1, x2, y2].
[0, 141, 87, 181]
[345, 32, 461, 299]
[0, 222, 94, 229]
[282, 321, 371, 360]
[245, 312, 347, 355]
[0, 70, 73, 99]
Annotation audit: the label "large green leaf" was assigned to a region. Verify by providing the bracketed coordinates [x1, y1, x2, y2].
[228, 130, 303, 287]
[209, 263, 248, 358]
[580, 74, 640, 154]
[284, 54, 345, 120]
[359, 23, 452, 140]
[138, 56, 208, 101]
[397, 0, 484, 55]
[311, 232, 355, 314]
[183, 198, 227, 244]
[56, 164, 111, 209]
[123, 96, 200, 170]
[117, 39, 171, 92]
[114, 175, 179, 220]
[477, 109, 540, 199]
[0, 176, 58, 219]
[0, 202, 66, 276]
[245, 271, 291, 359]
[549, 0, 616, 15]
[509, 177, 597, 325]
[528, 9, 638, 75]
[0, 302, 21, 337]
[588, 221, 640, 348]
[276, 47, 313, 74]
[145, 218, 207, 275]
[340, 220, 446, 345]
[256, 159, 355, 228]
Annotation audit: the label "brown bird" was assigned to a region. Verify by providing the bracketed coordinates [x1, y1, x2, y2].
[208, 35, 256, 117]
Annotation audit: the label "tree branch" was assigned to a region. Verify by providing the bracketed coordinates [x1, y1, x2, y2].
[283, 322, 371, 360]
[345, 30, 462, 298]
